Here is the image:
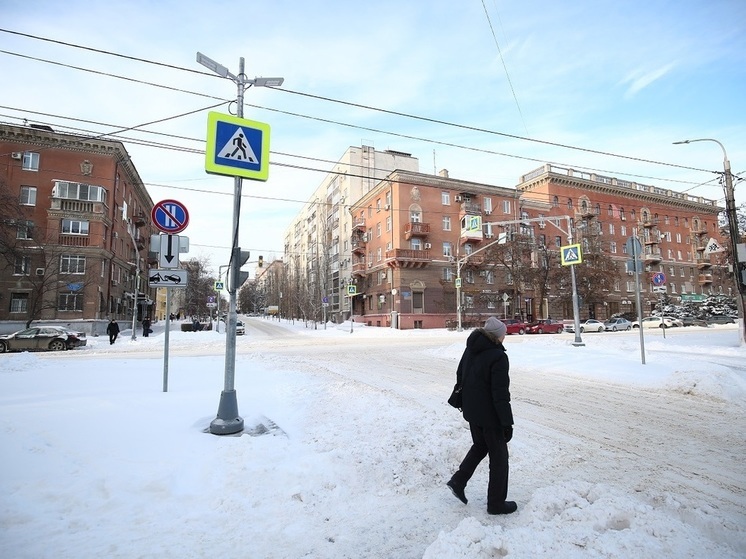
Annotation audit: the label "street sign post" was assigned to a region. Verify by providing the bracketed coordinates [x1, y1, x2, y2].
[205, 112, 271, 181]
[149, 269, 187, 288]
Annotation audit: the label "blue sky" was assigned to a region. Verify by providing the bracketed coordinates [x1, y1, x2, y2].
[2, 0, 744, 273]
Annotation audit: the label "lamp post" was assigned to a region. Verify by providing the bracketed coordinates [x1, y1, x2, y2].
[197, 51, 284, 435]
[126, 225, 141, 341]
[674, 139, 745, 344]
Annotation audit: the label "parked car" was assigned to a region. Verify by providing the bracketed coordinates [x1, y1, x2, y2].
[526, 319, 564, 334]
[236, 320, 245, 335]
[565, 319, 606, 333]
[603, 317, 632, 331]
[0, 326, 87, 353]
[502, 319, 527, 335]
[706, 315, 736, 325]
[661, 315, 683, 327]
[632, 317, 674, 329]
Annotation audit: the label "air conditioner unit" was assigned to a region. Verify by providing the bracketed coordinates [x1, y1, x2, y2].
[384, 204, 391, 210]
[621, 216, 626, 221]
[485, 234, 494, 239]
[113, 232, 119, 239]
[35, 268, 45, 276]
[424, 243, 432, 249]
[111, 278, 119, 285]
[454, 195, 463, 203]
[479, 270, 487, 277]
[11, 152, 22, 160]
[485, 210, 491, 215]
[627, 271, 634, 276]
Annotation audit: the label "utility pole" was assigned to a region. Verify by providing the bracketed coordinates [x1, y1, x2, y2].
[674, 139, 745, 345]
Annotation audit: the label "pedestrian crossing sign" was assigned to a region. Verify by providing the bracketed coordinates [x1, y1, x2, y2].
[560, 244, 583, 266]
[205, 112, 270, 181]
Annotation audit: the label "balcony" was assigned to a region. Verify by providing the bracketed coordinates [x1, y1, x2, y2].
[403, 222, 430, 240]
[351, 261, 367, 277]
[351, 240, 366, 255]
[698, 273, 713, 285]
[58, 234, 90, 247]
[50, 199, 106, 215]
[641, 217, 659, 228]
[695, 256, 712, 269]
[134, 212, 147, 227]
[385, 249, 431, 268]
[352, 220, 366, 232]
[461, 255, 486, 267]
[643, 249, 662, 264]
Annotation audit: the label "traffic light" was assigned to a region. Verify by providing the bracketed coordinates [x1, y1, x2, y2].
[258, 255, 263, 267]
[229, 248, 250, 291]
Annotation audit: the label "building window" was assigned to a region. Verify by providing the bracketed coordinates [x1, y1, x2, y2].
[10, 293, 29, 313]
[443, 216, 451, 231]
[377, 247, 382, 262]
[60, 255, 86, 274]
[610, 241, 617, 254]
[486, 270, 494, 284]
[554, 236, 561, 248]
[58, 292, 84, 311]
[443, 242, 453, 257]
[61, 219, 90, 235]
[465, 270, 475, 284]
[14, 256, 31, 275]
[487, 300, 495, 309]
[386, 216, 391, 232]
[16, 220, 33, 239]
[503, 200, 511, 214]
[465, 295, 474, 308]
[22, 152, 40, 171]
[52, 181, 107, 203]
[411, 238, 422, 250]
[443, 267, 453, 282]
[376, 222, 381, 237]
[20, 186, 37, 205]
[441, 192, 450, 205]
[567, 198, 573, 209]
[608, 223, 615, 235]
[552, 196, 559, 208]
[410, 209, 422, 223]
[484, 198, 492, 213]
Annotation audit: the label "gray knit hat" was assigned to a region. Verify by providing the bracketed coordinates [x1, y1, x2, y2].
[484, 317, 507, 338]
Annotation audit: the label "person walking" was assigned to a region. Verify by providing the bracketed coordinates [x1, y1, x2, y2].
[142, 317, 151, 337]
[106, 319, 120, 345]
[447, 317, 517, 515]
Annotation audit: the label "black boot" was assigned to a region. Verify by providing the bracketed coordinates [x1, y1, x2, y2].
[488, 501, 517, 515]
[447, 480, 468, 505]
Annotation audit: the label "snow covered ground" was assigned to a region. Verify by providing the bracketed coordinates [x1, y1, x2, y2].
[1, 317, 744, 558]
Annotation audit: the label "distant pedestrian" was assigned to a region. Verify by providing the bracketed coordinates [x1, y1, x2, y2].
[447, 317, 517, 515]
[142, 317, 151, 337]
[106, 319, 120, 345]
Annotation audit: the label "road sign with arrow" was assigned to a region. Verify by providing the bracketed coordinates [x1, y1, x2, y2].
[158, 234, 181, 269]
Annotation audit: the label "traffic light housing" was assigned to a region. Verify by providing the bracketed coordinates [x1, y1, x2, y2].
[258, 255, 263, 267]
[229, 248, 250, 291]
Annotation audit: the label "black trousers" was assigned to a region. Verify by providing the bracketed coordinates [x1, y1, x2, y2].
[450, 423, 509, 509]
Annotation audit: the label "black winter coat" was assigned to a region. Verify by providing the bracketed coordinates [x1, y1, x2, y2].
[456, 329, 513, 429]
[106, 321, 120, 335]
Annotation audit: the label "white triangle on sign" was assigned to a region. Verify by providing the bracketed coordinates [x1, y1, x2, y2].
[217, 127, 259, 163]
[565, 248, 578, 260]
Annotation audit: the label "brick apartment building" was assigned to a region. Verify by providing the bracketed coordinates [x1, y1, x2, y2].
[0, 123, 156, 331]
[346, 165, 726, 329]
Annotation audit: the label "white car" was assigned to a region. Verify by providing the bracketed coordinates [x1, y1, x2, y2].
[235, 321, 245, 335]
[632, 316, 675, 329]
[564, 319, 606, 333]
[662, 316, 683, 327]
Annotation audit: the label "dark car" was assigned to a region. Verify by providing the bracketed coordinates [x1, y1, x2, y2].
[526, 319, 564, 334]
[706, 315, 736, 325]
[0, 326, 87, 353]
[503, 319, 527, 335]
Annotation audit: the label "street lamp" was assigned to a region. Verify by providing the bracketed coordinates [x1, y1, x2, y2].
[126, 225, 141, 341]
[197, 51, 284, 435]
[673, 139, 745, 344]
[215, 264, 229, 333]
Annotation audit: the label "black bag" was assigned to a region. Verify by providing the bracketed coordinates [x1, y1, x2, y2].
[448, 384, 462, 409]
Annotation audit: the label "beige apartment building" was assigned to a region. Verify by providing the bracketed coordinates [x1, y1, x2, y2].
[283, 145, 419, 322]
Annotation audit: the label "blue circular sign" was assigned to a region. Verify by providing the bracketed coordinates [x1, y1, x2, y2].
[151, 199, 189, 234]
[652, 272, 666, 286]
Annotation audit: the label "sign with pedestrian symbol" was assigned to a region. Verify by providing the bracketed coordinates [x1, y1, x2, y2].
[347, 285, 357, 296]
[560, 244, 583, 266]
[205, 111, 270, 181]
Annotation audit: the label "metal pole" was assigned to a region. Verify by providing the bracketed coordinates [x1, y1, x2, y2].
[675, 139, 745, 345]
[565, 217, 584, 346]
[632, 232, 646, 364]
[131, 254, 139, 341]
[210, 57, 246, 435]
[163, 287, 171, 391]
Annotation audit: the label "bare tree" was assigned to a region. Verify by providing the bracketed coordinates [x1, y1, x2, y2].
[182, 257, 215, 320]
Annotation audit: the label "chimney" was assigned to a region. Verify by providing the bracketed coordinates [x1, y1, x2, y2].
[439, 169, 449, 178]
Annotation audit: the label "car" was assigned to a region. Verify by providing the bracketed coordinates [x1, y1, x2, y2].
[235, 320, 245, 335]
[0, 326, 87, 353]
[706, 315, 736, 325]
[565, 319, 606, 333]
[661, 316, 683, 327]
[526, 319, 564, 334]
[603, 317, 632, 332]
[502, 319, 527, 335]
[632, 316, 674, 329]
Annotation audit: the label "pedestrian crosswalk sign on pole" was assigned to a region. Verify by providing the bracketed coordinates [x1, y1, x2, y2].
[205, 111, 270, 181]
[560, 244, 583, 266]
